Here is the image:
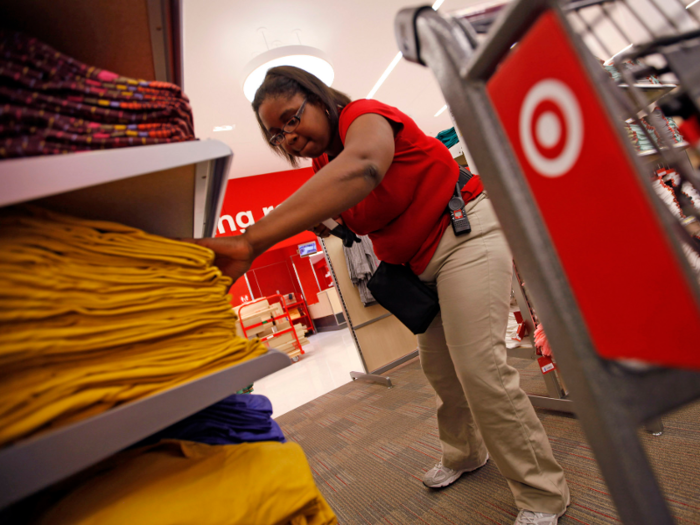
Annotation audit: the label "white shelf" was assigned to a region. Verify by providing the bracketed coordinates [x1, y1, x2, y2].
[0, 140, 230, 208]
[619, 83, 677, 106]
[0, 349, 291, 509]
[638, 141, 690, 160]
[0, 140, 232, 239]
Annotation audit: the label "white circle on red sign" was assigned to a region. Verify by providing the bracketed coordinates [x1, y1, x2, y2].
[519, 79, 583, 177]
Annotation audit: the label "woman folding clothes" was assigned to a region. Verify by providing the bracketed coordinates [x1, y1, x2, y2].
[194, 65, 570, 525]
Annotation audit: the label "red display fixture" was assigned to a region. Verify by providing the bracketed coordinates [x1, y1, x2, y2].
[238, 295, 305, 361]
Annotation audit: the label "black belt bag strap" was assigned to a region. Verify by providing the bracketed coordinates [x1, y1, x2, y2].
[367, 261, 439, 335]
[448, 166, 474, 236]
[367, 165, 472, 335]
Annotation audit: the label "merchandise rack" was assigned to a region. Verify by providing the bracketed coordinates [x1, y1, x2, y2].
[395, 1, 700, 524]
[508, 265, 573, 412]
[239, 295, 306, 362]
[285, 295, 316, 335]
[0, 0, 292, 512]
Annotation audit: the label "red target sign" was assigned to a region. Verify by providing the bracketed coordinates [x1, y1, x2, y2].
[487, 10, 700, 369]
[519, 79, 583, 177]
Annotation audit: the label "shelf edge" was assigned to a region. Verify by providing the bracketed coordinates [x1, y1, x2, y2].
[0, 140, 232, 208]
[0, 349, 290, 509]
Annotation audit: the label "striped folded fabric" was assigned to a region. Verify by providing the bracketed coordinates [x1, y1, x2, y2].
[0, 206, 267, 447]
[0, 30, 195, 158]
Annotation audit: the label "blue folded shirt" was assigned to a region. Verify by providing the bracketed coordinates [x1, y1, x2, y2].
[145, 394, 286, 446]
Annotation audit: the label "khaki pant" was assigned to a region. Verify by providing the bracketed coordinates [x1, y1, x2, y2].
[417, 193, 569, 514]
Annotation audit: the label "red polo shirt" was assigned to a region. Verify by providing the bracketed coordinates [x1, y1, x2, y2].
[312, 99, 483, 275]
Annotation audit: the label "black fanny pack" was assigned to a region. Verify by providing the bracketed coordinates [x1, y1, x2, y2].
[367, 166, 474, 335]
[367, 261, 440, 335]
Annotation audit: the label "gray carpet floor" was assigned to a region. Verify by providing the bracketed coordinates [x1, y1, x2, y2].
[276, 356, 700, 525]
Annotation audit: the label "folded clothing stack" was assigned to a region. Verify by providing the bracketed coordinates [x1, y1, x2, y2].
[34, 440, 337, 525]
[600, 58, 662, 85]
[625, 120, 656, 152]
[651, 169, 700, 276]
[0, 206, 267, 447]
[144, 394, 286, 446]
[624, 109, 684, 154]
[0, 30, 195, 158]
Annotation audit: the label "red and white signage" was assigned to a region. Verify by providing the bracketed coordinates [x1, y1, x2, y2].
[487, 10, 700, 369]
[217, 167, 316, 249]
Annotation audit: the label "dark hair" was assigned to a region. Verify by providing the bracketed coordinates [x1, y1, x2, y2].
[252, 66, 352, 167]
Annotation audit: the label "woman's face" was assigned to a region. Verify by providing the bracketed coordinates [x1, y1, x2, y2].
[258, 92, 333, 159]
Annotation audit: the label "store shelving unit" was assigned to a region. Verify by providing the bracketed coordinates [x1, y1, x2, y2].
[0, 0, 292, 512]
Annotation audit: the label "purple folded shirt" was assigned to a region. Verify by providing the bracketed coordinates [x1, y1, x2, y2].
[144, 394, 286, 446]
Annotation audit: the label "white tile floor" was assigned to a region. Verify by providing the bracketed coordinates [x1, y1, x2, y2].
[253, 328, 365, 418]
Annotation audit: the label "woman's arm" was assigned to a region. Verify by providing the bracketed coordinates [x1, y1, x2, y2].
[195, 113, 396, 281]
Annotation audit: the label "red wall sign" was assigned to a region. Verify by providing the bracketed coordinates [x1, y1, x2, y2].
[218, 167, 326, 308]
[487, 10, 700, 368]
[217, 167, 317, 250]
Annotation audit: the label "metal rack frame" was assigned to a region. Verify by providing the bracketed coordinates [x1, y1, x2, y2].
[395, 1, 700, 523]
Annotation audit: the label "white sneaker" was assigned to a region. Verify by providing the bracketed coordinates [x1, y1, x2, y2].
[513, 507, 567, 525]
[422, 454, 489, 488]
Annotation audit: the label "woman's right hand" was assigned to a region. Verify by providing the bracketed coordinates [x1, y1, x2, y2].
[190, 235, 256, 283]
[309, 216, 344, 238]
[309, 223, 332, 238]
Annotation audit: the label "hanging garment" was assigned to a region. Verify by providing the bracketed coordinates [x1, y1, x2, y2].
[35, 440, 337, 525]
[142, 394, 286, 446]
[0, 206, 267, 447]
[435, 127, 459, 149]
[342, 235, 379, 306]
[0, 30, 195, 158]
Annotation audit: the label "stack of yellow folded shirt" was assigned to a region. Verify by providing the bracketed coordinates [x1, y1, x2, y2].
[0, 206, 268, 447]
[34, 440, 337, 525]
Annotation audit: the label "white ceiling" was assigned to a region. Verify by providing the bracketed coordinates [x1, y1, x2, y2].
[182, 0, 493, 179]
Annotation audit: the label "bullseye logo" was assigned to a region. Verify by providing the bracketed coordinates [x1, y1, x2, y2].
[519, 79, 583, 178]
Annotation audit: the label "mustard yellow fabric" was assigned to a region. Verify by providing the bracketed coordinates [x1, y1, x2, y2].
[0, 206, 267, 447]
[35, 440, 337, 525]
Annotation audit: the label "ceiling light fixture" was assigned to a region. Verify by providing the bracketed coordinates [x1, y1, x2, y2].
[242, 45, 334, 102]
[366, 0, 446, 99]
[366, 52, 403, 99]
[213, 125, 235, 132]
[687, 0, 699, 8]
[434, 105, 448, 117]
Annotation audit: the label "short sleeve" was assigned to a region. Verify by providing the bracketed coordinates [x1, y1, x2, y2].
[312, 154, 329, 174]
[337, 100, 406, 144]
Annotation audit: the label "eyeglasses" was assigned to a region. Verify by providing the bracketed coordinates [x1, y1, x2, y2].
[269, 99, 308, 146]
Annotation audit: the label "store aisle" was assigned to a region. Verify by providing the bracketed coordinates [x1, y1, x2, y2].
[253, 329, 365, 418]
